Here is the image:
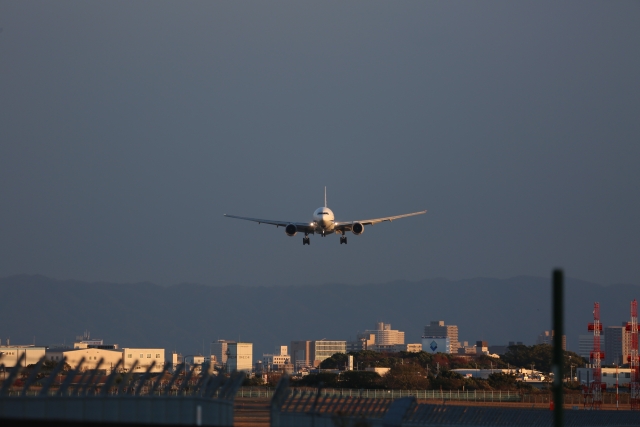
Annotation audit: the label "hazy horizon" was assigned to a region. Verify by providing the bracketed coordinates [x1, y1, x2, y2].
[2, 274, 638, 356]
[1, 272, 638, 289]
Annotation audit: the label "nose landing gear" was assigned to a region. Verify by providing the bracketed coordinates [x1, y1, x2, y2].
[340, 236, 347, 245]
[303, 235, 310, 245]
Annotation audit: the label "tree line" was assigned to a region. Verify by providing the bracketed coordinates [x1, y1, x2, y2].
[286, 344, 585, 391]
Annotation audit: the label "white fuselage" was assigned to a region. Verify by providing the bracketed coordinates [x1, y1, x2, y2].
[312, 207, 335, 234]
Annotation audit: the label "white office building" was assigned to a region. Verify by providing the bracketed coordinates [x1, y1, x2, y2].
[227, 342, 253, 373]
[422, 337, 451, 354]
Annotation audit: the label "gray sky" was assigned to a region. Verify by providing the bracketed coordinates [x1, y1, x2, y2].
[1, 1, 639, 287]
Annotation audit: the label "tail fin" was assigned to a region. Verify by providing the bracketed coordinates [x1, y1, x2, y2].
[324, 187, 327, 208]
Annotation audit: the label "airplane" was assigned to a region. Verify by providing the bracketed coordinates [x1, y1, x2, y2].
[224, 188, 426, 245]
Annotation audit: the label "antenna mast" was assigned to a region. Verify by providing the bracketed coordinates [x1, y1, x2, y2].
[586, 302, 604, 409]
[324, 186, 327, 207]
[627, 299, 640, 409]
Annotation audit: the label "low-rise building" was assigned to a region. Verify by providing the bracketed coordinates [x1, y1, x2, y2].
[45, 347, 165, 373]
[263, 346, 291, 371]
[0, 345, 46, 368]
[452, 369, 515, 379]
[393, 343, 422, 353]
[365, 367, 390, 376]
[577, 367, 632, 388]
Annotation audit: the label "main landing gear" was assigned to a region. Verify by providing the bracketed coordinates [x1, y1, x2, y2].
[340, 235, 347, 244]
[303, 235, 310, 245]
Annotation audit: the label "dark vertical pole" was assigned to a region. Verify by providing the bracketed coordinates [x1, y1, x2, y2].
[553, 269, 564, 427]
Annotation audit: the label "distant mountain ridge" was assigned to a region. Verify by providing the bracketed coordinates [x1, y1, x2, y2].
[1, 274, 638, 357]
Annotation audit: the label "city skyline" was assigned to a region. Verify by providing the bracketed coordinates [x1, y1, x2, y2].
[1, 274, 639, 359]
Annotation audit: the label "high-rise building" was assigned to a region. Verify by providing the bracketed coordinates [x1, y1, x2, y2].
[311, 340, 346, 366]
[347, 334, 375, 352]
[290, 340, 346, 368]
[424, 321, 460, 353]
[579, 334, 605, 360]
[290, 341, 312, 369]
[366, 323, 405, 346]
[211, 340, 235, 367]
[536, 330, 566, 350]
[226, 342, 252, 373]
[605, 326, 628, 366]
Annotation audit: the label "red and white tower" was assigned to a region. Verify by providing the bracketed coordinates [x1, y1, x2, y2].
[585, 302, 605, 409]
[627, 299, 640, 409]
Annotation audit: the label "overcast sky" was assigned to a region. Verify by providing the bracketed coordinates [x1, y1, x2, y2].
[1, 1, 639, 287]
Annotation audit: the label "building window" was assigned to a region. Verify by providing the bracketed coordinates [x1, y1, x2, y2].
[127, 354, 132, 358]
[603, 372, 608, 377]
[626, 373, 631, 378]
[140, 354, 143, 358]
[156, 354, 160, 358]
[147, 354, 151, 358]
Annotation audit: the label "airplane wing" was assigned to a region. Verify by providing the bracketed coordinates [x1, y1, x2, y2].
[334, 210, 427, 232]
[223, 214, 316, 233]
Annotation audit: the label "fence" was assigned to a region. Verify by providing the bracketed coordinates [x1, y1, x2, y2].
[270, 375, 640, 427]
[240, 387, 523, 401]
[0, 354, 244, 426]
[270, 376, 416, 427]
[240, 386, 636, 406]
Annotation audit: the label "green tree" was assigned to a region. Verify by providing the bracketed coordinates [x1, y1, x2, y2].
[487, 373, 517, 390]
[320, 353, 349, 369]
[502, 344, 585, 374]
[341, 371, 381, 389]
[295, 372, 340, 388]
[430, 370, 465, 390]
[243, 376, 265, 386]
[382, 364, 429, 390]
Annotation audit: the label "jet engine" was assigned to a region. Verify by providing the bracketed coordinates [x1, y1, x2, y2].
[285, 224, 297, 236]
[351, 222, 364, 235]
